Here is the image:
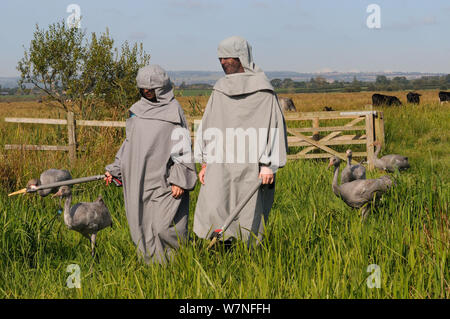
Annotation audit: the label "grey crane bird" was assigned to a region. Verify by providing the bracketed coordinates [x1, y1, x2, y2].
[329, 157, 393, 220]
[341, 149, 366, 184]
[26, 169, 72, 197]
[372, 141, 410, 172]
[53, 186, 112, 257]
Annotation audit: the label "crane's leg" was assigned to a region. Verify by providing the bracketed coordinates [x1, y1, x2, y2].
[361, 205, 370, 222]
[90, 233, 97, 257]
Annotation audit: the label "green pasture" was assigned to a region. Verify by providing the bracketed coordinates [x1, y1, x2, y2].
[0, 102, 448, 298]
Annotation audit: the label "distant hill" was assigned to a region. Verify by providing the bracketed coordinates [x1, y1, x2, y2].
[1, 72, 447, 88]
[168, 71, 447, 85]
[0, 77, 20, 89]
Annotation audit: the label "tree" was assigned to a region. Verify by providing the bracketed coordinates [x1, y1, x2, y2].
[350, 76, 361, 92]
[17, 20, 150, 117]
[375, 75, 389, 85]
[270, 78, 282, 89]
[445, 74, 450, 84]
[281, 78, 294, 88]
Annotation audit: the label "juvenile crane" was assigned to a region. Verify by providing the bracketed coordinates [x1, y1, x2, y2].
[341, 149, 366, 184]
[53, 186, 112, 257]
[329, 157, 393, 220]
[372, 141, 410, 172]
[26, 169, 72, 197]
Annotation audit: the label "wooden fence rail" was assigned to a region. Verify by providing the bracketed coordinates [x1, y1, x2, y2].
[3, 110, 384, 169]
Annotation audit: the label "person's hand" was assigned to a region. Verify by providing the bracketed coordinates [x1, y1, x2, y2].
[198, 165, 206, 185]
[171, 185, 184, 199]
[104, 171, 113, 186]
[259, 166, 274, 185]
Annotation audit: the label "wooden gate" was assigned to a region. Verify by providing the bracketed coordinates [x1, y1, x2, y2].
[285, 110, 384, 170]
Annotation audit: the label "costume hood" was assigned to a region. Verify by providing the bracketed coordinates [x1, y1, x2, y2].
[214, 36, 273, 96]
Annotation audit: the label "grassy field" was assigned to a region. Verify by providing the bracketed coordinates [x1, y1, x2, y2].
[0, 91, 448, 298]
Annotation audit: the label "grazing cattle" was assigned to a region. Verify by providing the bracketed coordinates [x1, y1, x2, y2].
[278, 97, 297, 111]
[439, 91, 450, 104]
[406, 92, 421, 104]
[323, 106, 334, 111]
[372, 93, 402, 106]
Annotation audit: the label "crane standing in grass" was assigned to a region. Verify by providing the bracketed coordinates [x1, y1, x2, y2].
[53, 185, 112, 257]
[329, 156, 393, 221]
[372, 141, 410, 172]
[340, 149, 366, 184]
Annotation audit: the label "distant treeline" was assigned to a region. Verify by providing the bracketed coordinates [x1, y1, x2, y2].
[174, 74, 450, 95]
[0, 86, 20, 95]
[3, 74, 449, 98]
[270, 74, 450, 94]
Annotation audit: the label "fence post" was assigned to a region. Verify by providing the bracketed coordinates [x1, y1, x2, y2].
[365, 113, 375, 170]
[374, 111, 385, 147]
[67, 112, 77, 165]
[312, 117, 320, 141]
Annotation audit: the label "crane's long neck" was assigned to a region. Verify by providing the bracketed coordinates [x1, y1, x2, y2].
[347, 154, 352, 166]
[374, 143, 381, 158]
[332, 164, 340, 197]
[373, 144, 386, 170]
[63, 194, 73, 227]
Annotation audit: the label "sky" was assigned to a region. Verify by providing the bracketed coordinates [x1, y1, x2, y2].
[0, 0, 449, 77]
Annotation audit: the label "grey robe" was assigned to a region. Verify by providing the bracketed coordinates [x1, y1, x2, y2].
[106, 65, 197, 264]
[193, 37, 288, 246]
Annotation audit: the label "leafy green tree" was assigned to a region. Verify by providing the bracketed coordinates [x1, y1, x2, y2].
[17, 20, 150, 117]
[282, 78, 294, 88]
[350, 76, 361, 92]
[270, 78, 282, 88]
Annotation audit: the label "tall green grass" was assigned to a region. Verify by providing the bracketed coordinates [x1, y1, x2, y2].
[0, 100, 448, 298]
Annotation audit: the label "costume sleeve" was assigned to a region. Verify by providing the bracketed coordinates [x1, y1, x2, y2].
[193, 93, 214, 164]
[167, 163, 197, 191]
[259, 95, 288, 173]
[167, 122, 198, 191]
[105, 140, 127, 179]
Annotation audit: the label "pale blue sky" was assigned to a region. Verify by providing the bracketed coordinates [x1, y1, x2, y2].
[0, 0, 449, 76]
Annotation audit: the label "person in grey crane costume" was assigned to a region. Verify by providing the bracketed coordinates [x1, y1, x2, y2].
[193, 36, 288, 248]
[105, 65, 197, 264]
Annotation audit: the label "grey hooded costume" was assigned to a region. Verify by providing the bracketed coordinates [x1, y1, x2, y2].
[106, 65, 197, 264]
[193, 36, 288, 246]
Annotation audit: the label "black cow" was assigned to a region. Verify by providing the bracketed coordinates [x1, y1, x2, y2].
[322, 106, 334, 111]
[406, 92, 421, 104]
[439, 91, 450, 104]
[372, 93, 402, 106]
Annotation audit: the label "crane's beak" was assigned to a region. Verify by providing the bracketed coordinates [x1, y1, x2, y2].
[8, 188, 27, 197]
[51, 190, 62, 198]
